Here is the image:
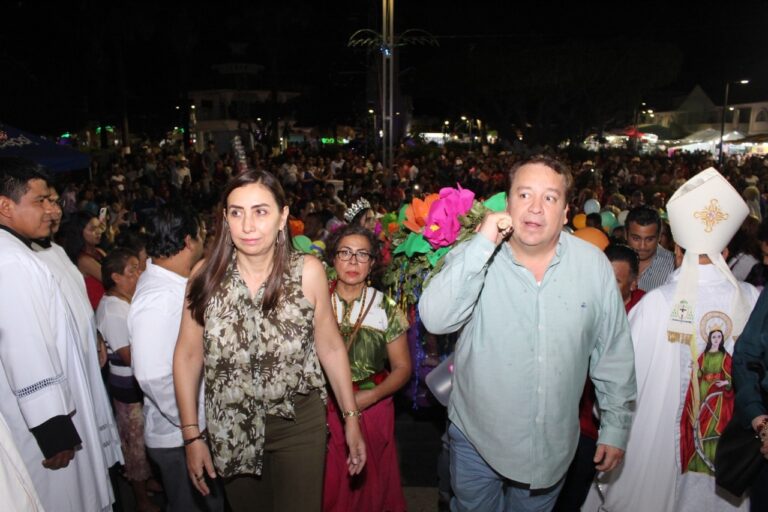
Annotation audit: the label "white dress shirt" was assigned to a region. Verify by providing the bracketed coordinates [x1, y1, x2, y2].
[128, 260, 206, 448]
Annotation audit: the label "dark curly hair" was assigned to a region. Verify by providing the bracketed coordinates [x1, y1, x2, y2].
[324, 224, 380, 267]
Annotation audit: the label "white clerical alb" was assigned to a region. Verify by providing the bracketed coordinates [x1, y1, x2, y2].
[0, 230, 118, 512]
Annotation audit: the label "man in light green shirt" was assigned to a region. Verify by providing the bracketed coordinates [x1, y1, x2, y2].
[419, 155, 636, 512]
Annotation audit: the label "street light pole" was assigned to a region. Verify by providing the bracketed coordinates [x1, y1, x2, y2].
[381, 0, 394, 174]
[719, 79, 749, 168]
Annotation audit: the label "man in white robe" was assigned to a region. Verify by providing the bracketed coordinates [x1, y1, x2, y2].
[589, 168, 758, 512]
[0, 157, 116, 511]
[32, 185, 123, 468]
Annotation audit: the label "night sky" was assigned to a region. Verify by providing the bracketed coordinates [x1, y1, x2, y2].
[2, 0, 766, 140]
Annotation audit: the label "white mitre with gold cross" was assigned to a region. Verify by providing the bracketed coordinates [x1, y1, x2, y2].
[665, 167, 749, 343]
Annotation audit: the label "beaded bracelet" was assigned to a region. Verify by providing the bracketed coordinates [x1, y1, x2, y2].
[183, 433, 208, 446]
[342, 409, 362, 419]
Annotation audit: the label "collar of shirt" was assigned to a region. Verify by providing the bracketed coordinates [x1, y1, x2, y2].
[501, 234, 566, 284]
[0, 224, 33, 249]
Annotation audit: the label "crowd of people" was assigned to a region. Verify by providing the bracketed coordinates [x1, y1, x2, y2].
[2, 138, 768, 512]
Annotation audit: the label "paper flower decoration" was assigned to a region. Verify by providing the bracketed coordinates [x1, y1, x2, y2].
[383, 188, 507, 308]
[403, 194, 439, 233]
[423, 186, 475, 248]
[483, 192, 507, 212]
[393, 232, 433, 257]
[288, 219, 304, 237]
[292, 235, 326, 257]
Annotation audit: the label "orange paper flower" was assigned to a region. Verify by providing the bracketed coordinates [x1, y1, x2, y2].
[288, 219, 304, 237]
[403, 194, 439, 233]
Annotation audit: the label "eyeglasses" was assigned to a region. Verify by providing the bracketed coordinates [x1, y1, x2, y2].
[335, 249, 372, 263]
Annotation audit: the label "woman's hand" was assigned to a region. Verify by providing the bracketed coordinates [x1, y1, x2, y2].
[354, 389, 378, 411]
[185, 440, 217, 496]
[344, 418, 367, 475]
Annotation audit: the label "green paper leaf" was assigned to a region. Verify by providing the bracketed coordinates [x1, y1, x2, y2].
[393, 232, 432, 257]
[483, 192, 507, 212]
[397, 204, 408, 224]
[427, 246, 451, 267]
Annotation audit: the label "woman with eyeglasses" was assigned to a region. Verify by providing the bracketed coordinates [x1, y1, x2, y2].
[323, 223, 411, 512]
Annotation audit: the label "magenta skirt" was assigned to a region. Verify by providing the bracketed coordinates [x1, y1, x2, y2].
[323, 395, 407, 512]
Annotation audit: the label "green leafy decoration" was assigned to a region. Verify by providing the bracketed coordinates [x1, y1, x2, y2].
[427, 246, 451, 267]
[393, 232, 432, 257]
[383, 194, 503, 307]
[483, 192, 507, 212]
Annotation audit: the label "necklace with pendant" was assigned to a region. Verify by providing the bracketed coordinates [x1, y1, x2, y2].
[332, 286, 368, 346]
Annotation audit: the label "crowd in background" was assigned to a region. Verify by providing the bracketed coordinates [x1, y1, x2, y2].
[57, 142, 768, 291]
[6, 139, 768, 511]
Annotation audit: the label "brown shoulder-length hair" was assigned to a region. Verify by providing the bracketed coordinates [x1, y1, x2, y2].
[187, 170, 291, 325]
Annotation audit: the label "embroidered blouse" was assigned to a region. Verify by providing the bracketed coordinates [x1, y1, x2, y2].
[332, 286, 409, 382]
[202, 252, 326, 477]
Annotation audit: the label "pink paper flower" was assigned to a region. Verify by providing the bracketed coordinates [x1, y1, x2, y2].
[423, 186, 475, 248]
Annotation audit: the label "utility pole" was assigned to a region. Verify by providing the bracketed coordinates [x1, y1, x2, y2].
[719, 79, 749, 168]
[348, 8, 436, 170]
[381, 0, 394, 174]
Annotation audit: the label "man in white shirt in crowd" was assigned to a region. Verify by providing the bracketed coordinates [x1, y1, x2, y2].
[408, 158, 420, 183]
[172, 156, 192, 189]
[0, 157, 118, 511]
[31, 183, 123, 469]
[129, 204, 224, 511]
[330, 152, 345, 176]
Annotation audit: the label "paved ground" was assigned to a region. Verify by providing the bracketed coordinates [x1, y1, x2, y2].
[113, 395, 447, 511]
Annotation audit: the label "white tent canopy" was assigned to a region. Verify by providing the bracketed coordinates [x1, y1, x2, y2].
[679, 128, 720, 144]
[678, 128, 746, 144]
[723, 130, 748, 142]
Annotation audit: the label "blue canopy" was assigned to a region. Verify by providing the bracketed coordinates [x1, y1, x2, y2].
[0, 122, 90, 172]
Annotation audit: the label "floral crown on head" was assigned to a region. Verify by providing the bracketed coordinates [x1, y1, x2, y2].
[344, 197, 371, 223]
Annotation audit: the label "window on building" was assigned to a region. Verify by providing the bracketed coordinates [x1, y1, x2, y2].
[756, 109, 768, 123]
